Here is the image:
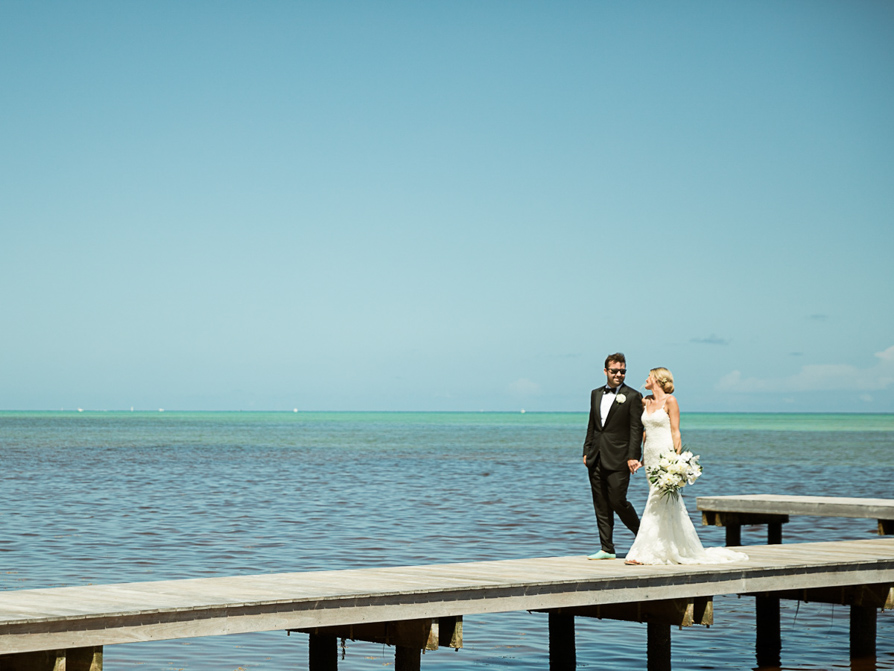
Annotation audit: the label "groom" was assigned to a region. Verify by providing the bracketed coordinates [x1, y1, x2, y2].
[582, 352, 644, 559]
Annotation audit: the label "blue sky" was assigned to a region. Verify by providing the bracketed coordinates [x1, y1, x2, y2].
[2, 1, 892, 412]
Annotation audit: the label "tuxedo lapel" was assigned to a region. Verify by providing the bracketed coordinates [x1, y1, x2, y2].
[602, 385, 624, 428]
[595, 388, 606, 429]
[603, 395, 618, 428]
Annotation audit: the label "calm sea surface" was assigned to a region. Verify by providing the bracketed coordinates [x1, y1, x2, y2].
[2, 411, 893, 670]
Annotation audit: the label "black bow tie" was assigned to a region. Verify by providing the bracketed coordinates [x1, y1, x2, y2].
[605, 387, 618, 394]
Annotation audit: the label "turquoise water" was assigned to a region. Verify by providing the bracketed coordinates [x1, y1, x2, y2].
[8, 410, 894, 429]
[1, 411, 893, 670]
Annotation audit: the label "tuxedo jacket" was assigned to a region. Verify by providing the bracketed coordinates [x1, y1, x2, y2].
[582, 383, 644, 471]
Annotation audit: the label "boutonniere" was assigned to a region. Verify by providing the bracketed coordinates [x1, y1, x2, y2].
[616, 394, 626, 404]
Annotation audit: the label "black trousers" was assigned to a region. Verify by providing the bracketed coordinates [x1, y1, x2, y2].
[588, 458, 640, 554]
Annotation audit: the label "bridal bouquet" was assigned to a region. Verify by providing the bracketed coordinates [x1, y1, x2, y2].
[646, 450, 702, 499]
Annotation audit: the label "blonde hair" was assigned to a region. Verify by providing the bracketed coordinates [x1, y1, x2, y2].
[650, 367, 675, 394]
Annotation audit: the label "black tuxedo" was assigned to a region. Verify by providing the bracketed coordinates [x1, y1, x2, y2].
[582, 383, 643, 554]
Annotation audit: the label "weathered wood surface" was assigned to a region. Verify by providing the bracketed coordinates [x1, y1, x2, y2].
[697, 494, 894, 520]
[1, 538, 893, 654]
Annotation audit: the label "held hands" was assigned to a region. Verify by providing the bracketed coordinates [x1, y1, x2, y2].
[583, 456, 642, 473]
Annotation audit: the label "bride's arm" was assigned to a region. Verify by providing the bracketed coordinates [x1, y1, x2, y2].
[666, 396, 682, 453]
[641, 396, 647, 446]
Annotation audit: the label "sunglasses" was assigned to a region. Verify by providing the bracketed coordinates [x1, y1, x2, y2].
[608, 369, 627, 375]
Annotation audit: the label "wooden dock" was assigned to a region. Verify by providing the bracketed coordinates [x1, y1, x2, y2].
[698, 494, 894, 544]
[1, 538, 893, 671]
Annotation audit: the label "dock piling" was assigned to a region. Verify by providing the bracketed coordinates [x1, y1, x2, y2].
[394, 646, 421, 671]
[850, 605, 876, 658]
[755, 594, 781, 668]
[646, 623, 671, 671]
[308, 633, 338, 671]
[547, 611, 575, 671]
[726, 524, 741, 547]
[768, 521, 783, 545]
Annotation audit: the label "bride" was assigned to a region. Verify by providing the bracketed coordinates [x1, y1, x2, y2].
[624, 367, 748, 566]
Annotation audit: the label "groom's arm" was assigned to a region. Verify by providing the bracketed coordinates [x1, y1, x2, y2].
[582, 390, 598, 463]
[627, 391, 644, 463]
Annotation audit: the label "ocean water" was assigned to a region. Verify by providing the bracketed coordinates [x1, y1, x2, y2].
[1, 411, 893, 670]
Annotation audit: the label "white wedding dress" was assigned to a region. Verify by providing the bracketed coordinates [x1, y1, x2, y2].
[625, 407, 748, 565]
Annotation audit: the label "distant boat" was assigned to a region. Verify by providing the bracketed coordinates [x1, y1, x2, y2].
[77, 408, 83, 413]
[293, 408, 298, 413]
[520, 409, 526, 414]
[159, 408, 165, 412]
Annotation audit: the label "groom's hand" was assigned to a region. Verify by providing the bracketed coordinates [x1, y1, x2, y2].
[628, 459, 641, 474]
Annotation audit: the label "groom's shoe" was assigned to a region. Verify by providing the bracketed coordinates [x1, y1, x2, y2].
[587, 550, 616, 560]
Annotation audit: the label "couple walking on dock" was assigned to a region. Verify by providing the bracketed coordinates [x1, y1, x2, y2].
[583, 352, 747, 565]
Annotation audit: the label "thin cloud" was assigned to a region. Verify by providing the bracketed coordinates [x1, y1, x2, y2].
[508, 378, 541, 397]
[717, 345, 894, 393]
[691, 334, 730, 345]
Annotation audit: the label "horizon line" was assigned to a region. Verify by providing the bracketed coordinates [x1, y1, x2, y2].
[1, 409, 891, 416]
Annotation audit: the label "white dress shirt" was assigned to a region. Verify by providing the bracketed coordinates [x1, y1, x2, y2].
[600, 387, 618, 424]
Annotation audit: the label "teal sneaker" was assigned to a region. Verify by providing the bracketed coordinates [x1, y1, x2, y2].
[587, 550, 616, 560]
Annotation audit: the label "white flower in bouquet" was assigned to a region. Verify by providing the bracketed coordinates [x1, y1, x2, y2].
[657, 472, 677, 489]
[667, 460, 687, 476]
[646, 448, 702, 499]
